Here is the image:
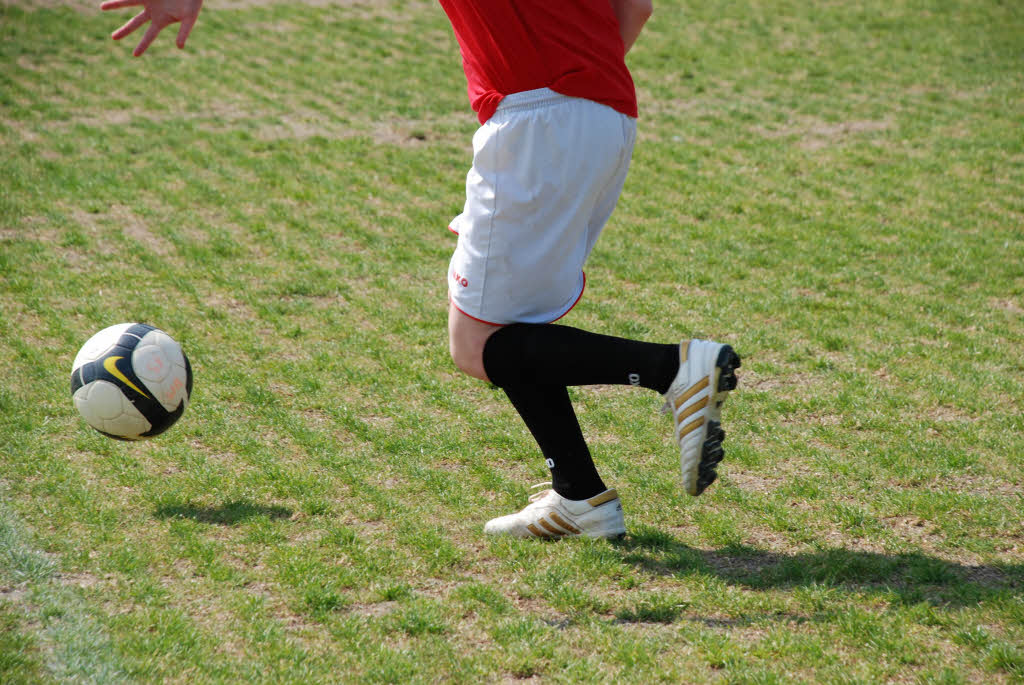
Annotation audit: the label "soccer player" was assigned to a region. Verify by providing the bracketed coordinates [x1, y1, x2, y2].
[102, 0, 740, 540]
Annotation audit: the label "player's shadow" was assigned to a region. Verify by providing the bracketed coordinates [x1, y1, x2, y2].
[613, 527, 1022, 607]
[154, 500, 293, 526]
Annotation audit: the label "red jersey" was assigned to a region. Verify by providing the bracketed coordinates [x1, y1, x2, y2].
[438, 0, 638, 124]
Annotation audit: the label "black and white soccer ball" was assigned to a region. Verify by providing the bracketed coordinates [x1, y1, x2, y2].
[70, 323, 193, 440]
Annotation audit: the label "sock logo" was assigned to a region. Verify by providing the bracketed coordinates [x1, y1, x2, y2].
[628, 373, 641, 386]
[545, 458, 555, 469]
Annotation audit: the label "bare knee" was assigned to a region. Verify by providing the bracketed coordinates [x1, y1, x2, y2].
[448, 303, 499, 382]
[449, 337, 488, 381]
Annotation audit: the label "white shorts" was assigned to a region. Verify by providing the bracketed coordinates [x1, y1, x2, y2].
[448, 88, 637, 325]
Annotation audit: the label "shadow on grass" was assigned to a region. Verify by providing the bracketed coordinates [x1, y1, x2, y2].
[154, 500, 293, 526]
[614, 526, 1023, 607]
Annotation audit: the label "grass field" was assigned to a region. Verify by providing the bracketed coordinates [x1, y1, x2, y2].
[2, 0, 1023, 682]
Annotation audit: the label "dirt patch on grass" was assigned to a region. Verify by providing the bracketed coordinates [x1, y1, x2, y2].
[741, 368, 818, 394]
[0, 298, 59, 351]
[24, 93, 467, 147]
[114, 205, 174, 256]
[882, 515, 946, 546]
[0, 587, 30, 603]
[57, 571, 107, 590]
[753, 116, 893, 150]
[369, 119, 438, 147]
[216, 0, 431, 10]
[724, 469, 789, 495]
[2, 0, 95, 12]
[924, 404, 980, 424]
[990, 297, 1024, 316]
[349, 599, 398, 617]
[3, 0, 418, 10]
[928, 475, 1021, 499]
[68, 204, 176, 258]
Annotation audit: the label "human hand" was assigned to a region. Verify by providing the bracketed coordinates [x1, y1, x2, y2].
[101, 0, 203, 57]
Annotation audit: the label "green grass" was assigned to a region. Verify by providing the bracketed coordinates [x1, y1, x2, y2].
[2, 0, 1023, 681]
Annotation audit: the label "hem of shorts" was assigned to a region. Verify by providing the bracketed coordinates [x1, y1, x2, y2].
[448, 271, 586, 326]
[448, 224, 459, 235]
[449, 298, 504, 326]
[551, 271, 587, 323]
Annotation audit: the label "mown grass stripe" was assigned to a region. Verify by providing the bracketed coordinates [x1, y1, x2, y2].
[1, 488, 129, 683]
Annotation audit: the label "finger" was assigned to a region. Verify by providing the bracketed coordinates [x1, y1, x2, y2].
[100, 0, 143, 10]
[112, 10, 149, 40]
[132, 22, 162, 56]
[176, 13, 198, 49]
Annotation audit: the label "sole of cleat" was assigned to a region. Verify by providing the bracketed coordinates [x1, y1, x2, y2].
[693, 346, 741, 496]
[715, 345, 741, 393]
[695, 421, 725, 495]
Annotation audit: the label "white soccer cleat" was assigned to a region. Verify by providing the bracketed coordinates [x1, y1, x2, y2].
[484, 484, 626, 539]
[663, 338, 741, 496]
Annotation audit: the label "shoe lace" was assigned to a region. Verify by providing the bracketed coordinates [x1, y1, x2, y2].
[527, 482, 552, 503]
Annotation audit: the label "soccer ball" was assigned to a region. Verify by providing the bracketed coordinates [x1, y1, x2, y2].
[70, 323, 193, 440]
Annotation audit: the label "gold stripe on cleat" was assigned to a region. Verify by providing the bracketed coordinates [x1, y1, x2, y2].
[678, 416, 705, 439]
[538, 518, 564, 536]
[674, 377, 709, 411]
[526, 523, 550, 538]
[677, 396, 708, 422]
[587, 490, 618, 507]
[549, 512, 581, 535]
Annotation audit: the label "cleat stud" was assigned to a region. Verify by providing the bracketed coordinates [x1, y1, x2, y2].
[696, 470, 718, 494]
[715, 345, 741, 373]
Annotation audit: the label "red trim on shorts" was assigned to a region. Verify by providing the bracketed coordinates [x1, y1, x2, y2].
[551, 271, 586, 323]
[448, 225, 459, 235]
[449, 298, 504, 326]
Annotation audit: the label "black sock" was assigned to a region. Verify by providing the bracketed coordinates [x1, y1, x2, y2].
[501, 383, 606, 501]
[483, 323, 679, 394]
[483, 323, 678, 501]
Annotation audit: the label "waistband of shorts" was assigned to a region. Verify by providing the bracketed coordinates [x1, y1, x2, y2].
[494, 88, 569, 114]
